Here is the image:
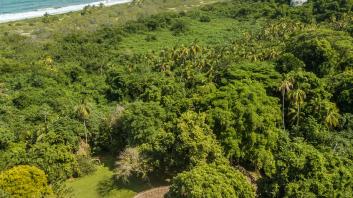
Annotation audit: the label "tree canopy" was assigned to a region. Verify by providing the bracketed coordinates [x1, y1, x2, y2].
[1, 0, 353, 196]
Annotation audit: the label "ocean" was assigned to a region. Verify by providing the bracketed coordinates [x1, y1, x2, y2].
[0, 0, 130, 23]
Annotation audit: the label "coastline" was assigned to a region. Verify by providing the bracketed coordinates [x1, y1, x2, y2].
[0, 0, 132, 23]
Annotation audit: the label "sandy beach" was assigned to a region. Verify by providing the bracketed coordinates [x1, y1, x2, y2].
[0, 0, 131, 23]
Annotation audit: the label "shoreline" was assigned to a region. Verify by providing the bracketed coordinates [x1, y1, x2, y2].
[0, 0, 132, 24]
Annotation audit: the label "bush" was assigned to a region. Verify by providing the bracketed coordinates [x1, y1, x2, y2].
[42, 13, 50, 23]
[77, 155, 97, 176]
[199, 15, 211, 22]
[81, 5, 92, 16]
[145, 19, 159, 31]
[114, 147, 150, 183]
[41, 13, 58, 23]
[275, 53, 305, 73]
[124, 22, 147, 34]
[145, 34, 157, 42]
[201, 4, 215, 11]
[167, 164, 255, 198]
[170, 20, 188, 35]
[178, 11, 187, 17]
[0, 165, 53, 198]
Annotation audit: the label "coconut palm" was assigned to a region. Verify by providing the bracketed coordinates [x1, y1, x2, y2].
[0, 82, 7, 97]
[325, 105, 340, 129]
[311, 96, 324, 115]
[278, 78, 293, 131]
[75, 99, 91, 144]
[288, 107, 300, 126]
[288, 88, 306, 126]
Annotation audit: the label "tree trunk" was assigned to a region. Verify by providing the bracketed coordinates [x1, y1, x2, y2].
[282, 93, 286, 131]
[297, 104, 300, 127]
[84, 120, 88, 144]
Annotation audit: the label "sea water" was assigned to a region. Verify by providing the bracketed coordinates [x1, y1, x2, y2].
[0, 0, 130, 23]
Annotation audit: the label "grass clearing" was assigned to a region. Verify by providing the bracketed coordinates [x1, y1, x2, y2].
[119, 17, 264, 54]
[66, 154, 167, 198]
[66, 166, 138, 198]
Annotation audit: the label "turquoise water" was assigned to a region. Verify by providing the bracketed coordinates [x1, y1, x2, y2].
[0, 0, 101, 14]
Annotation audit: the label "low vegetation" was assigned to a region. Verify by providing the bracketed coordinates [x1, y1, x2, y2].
[1, 0, 353, 197]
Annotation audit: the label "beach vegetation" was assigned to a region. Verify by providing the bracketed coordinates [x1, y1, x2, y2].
[1, 0, 353, 197]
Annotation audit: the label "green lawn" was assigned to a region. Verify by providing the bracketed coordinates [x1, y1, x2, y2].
[66, 166, 137, 198]
[66, 154, 164, 198]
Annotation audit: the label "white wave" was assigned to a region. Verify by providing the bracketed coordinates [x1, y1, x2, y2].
[0, 0, 132, 23]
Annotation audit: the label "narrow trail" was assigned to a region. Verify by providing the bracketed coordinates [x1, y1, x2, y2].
[133, 186, 170, 198]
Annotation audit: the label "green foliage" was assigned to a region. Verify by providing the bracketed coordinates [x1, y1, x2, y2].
[1, 0, 353, 197]
[174, 111, 224, 168]
[170, 20, 188, 35]
[275, 53, 305, 73]
[205, 80, 281, 176]
[77, 155, 97, 177]
[167, 163, 255, 198]
[111, 102, 167, 147]
[144, 34, 157, 41]
[199, 15, 211, 22]
[313, 0, 353, 21]
[0, 143, 79, 182]
[114, 147, 150, 183]
[259, 138, 353, 197]
[330, 70, 353, 113]
[0, 165, 53, 198]
[52, 180, 74, 198]
[288, 29, 353, 76]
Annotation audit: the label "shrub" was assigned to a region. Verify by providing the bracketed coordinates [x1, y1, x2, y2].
[42, 13, 50, 23]
[199, 15, 211, 22]
[0, 165, 53, 198]
[124, 22, 147, 34]
[145, 19, 159, 31]
[81, 5, 92, 16]
[145, 34, 157, 42]
[114, 147, 150, 183]
[77, 155, 97, 176]
[170, 20, 188, 35]
[178, 11, 187, 17]
[275, 53, 305, 73]
[201, 4, 215, 11]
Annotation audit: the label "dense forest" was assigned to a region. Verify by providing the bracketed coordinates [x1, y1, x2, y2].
[1, 0, 353, 197]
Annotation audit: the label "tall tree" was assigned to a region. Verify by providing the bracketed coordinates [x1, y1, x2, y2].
[0, 83, 7, 97]
[325, 105, 340, 129]
[278, 78, 293, 131]
[75, 99, 91, 144]
[289, 88, 306, 126]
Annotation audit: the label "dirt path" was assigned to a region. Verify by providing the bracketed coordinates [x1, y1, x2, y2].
[133, 186, 170, 198]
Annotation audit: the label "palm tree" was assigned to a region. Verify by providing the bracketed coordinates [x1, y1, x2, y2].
[75, 99, 91, 144]
[288, 107, 300, 126]
[325, 105, 340, 129]
[288, 88, 306, 126]
[311, 96, 323, 115]
[278, 78, 293, 131]
[0, 82, 7, 97]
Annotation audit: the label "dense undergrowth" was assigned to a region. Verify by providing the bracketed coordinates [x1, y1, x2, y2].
[1, 0, 353, 197]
